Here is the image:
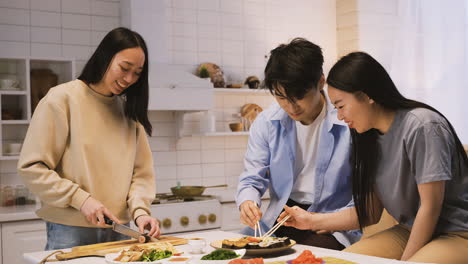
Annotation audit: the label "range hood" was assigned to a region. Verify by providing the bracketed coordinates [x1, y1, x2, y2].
[147, 64, 213, 111]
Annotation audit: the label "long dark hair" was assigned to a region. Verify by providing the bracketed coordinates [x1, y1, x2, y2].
[327, 52, 468, 229]
[79, 27, 152, 136]
[264, 38, 323, 101]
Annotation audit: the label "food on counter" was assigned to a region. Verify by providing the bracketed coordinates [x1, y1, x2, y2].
[113, 242, 177, 262]
[229, 258, 264, 264]
[291, 250, 322, 264]
[201, 249, 240, 260]
[222, 236, 291, 249]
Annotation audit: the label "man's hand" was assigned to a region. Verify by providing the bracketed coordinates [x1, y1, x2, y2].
[240, 200, 262, 228]
[135, 215, 161, 238]
[80, 196, 120, 226]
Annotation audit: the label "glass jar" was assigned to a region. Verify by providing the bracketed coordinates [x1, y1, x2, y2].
[2, 185, 15, 206]
[15, 184, 28, 205]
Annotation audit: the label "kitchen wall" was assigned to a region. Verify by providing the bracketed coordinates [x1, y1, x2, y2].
[336, 0, 398, 70]
[0, 0, 337, 194]
[0, 0, 120, 71]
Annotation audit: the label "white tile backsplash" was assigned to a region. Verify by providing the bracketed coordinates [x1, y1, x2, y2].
[177, 150, 202, 165]
[0, 8, 30, 25]
[177, 164, 202, 179]
[31, 27, 62, 44]
[90, 0, 119, 17]
[31, 43, 62, 57]
[201, 136, 225, 150]
[31, 0, 61, 12]
[201, 149, 225, 164]
[197, 0, 220, 11]
[62, 0, 91, 15]
[61, 14, 90, 30]
[202, 163, 225, 178]
[154, 151, 177, 166]
[0, 41, 29, 57]
[155, 166, 177, 180]
[61, 44, 91, 60]
[91, 16, 119, 31]
[176, 137, 201, 150]
[0, 0, 29, 9]
[31, 11, 62, 27]
[0, 25, 29, 42]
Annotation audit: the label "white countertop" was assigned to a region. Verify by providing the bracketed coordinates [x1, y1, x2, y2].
[23, 230, 431, 264]
[0, 204, 39, 222]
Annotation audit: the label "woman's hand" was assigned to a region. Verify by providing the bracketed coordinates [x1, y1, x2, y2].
[278, 205, 315, 230]
[80, 196, 121, 226]
[240, 200, 262, 228]
[135, 215, 161, 238]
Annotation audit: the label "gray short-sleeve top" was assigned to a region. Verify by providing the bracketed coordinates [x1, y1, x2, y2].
[376, 108, 468, 233]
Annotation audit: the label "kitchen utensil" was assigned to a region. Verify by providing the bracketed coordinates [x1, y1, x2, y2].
[104, 216, 153, 243]
[188, 237, 207, 254]
[30, 68, 58, 114]
[229, 123, 243, 132]
[0, 78, 19, 88]
[240, 104, 263, 131]
[170, 184, 227, 197]
[55, 236, 187, 260]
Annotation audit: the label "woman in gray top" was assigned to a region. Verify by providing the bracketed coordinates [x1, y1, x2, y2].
[277, 52, 468, 264]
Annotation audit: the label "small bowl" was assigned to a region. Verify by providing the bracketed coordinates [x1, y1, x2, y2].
[229, 123, 243, 132]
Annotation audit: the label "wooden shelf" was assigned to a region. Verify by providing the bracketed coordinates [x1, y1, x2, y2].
[1, 120, 29, 125]
[0, 155, 19, 160]
[0, 90, 27, 95]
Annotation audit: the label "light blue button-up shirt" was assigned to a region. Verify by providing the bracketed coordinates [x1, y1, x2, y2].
[235, 90, 361, 246]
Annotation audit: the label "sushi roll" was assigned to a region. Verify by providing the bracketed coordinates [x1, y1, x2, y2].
[247, 242, 260, 249]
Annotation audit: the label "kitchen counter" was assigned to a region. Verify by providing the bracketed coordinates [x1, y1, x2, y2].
[0, 204, 39, 222]
[23, 230, 432, 264]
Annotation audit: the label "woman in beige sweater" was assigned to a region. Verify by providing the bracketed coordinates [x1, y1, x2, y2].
[18, 27, 160, 250]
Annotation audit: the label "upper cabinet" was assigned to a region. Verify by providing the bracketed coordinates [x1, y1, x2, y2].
[147, 65, 213, 111]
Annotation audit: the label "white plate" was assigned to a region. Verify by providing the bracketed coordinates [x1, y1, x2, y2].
[105, 252, 173, 264]
[192, 249, 246, 264]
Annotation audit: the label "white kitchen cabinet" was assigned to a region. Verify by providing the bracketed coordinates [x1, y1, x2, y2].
[1, 219, 47, 264]
[0, 57, 75, 160]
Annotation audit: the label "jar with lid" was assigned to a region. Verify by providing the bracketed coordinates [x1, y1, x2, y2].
[15, 184, 28, 205]
[2, 185, 15, 206]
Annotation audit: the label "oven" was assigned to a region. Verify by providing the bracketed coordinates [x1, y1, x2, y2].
[130, 194, 222, 235]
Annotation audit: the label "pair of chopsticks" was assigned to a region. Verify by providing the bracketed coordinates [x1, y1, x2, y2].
[261, 214, 291, 239]
[253, 221, 263, 237]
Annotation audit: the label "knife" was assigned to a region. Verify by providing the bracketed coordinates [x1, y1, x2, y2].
[104, 216, 154, 243]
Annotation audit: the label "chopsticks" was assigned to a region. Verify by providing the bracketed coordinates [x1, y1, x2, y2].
[254, 221, 263, 237]
[261, 214, 290, 239]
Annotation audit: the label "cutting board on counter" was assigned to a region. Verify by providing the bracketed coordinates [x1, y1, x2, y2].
[55, 235, 187, 260]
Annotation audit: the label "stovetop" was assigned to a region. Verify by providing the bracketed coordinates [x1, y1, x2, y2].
[152, 193, 217, 204]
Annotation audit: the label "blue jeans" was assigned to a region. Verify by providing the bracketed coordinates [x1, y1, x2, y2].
[45, 222, 130, 250]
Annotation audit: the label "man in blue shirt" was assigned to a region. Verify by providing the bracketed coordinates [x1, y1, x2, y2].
[236, 38, 360, 249]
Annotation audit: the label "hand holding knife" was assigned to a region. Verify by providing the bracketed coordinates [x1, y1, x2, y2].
[104, 216, 154, 243]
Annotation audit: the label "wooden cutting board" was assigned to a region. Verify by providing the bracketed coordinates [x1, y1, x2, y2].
[55, 236, 187, 260]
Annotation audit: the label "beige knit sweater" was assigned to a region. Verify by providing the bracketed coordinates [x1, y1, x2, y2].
[18, 80, 155, 227]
